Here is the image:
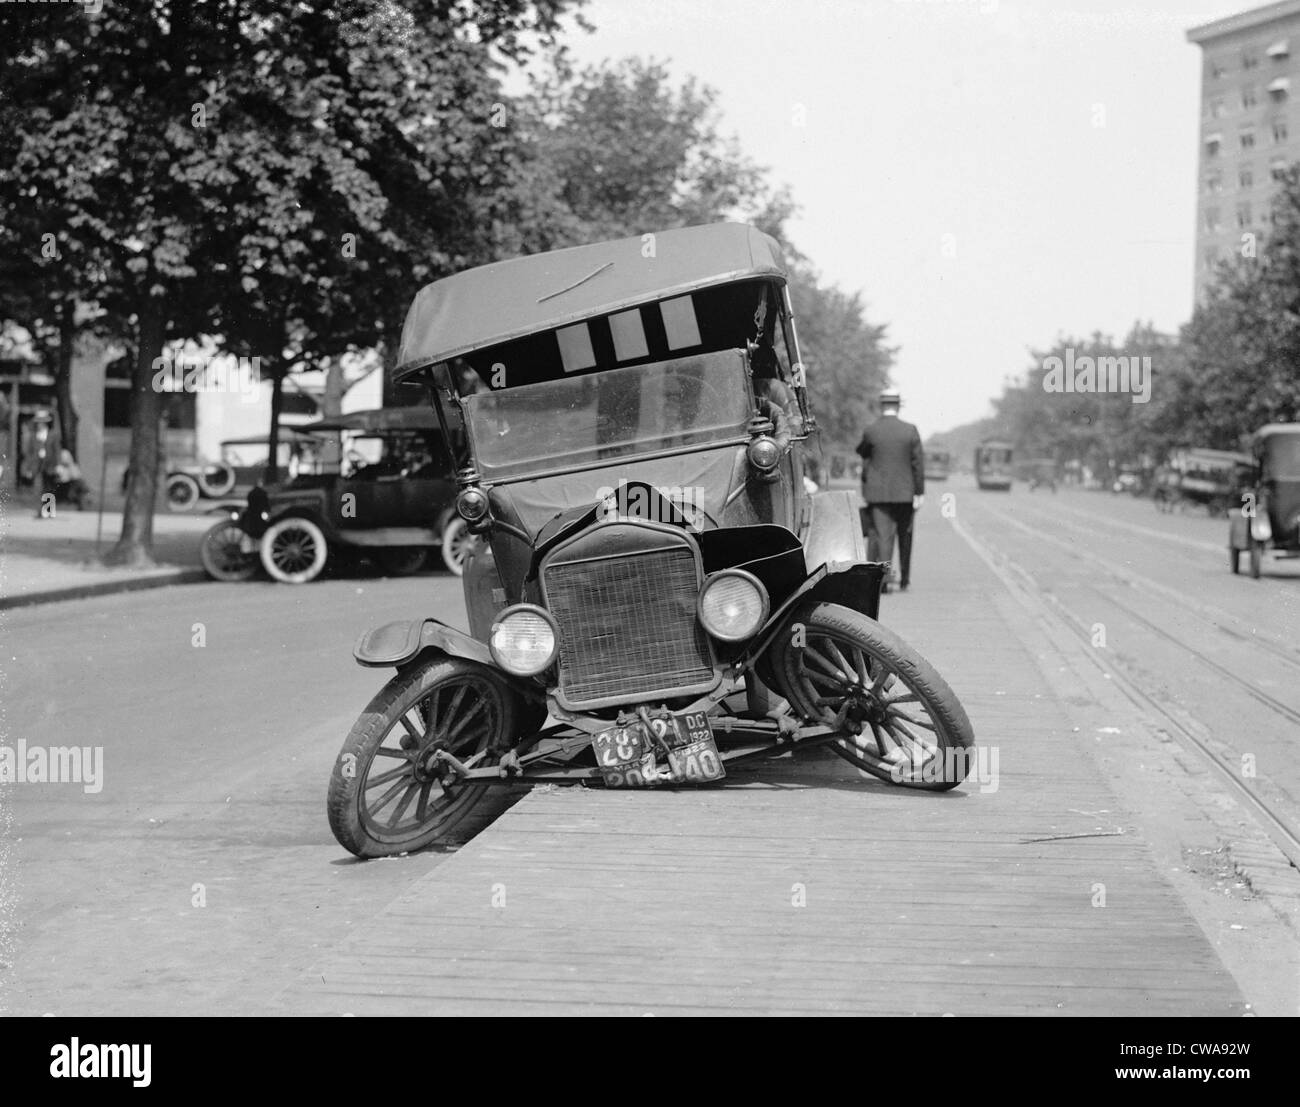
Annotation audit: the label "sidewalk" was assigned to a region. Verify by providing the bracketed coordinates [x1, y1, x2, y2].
[0, 496, 216, 609]
[278, 505, 1245, 1016]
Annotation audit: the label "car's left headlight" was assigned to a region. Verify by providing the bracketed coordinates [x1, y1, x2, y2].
[490, 605, 559, 675]
[697, 570, 769, 642]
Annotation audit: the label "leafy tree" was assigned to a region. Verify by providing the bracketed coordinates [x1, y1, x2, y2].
[515, 57, 782, 249]
[515, 57, 894, 445]
[787, 260, 894, 450]
[0, 0, 577, 565]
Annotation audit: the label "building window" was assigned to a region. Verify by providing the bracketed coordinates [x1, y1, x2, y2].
[1267, 38, 1290, 60]
[1268, 76, 1290, 100]
[1205, 207, 1221, 232]
[1242, 129, 1256, 149]
[1274, 118, 1289, 142]
[1212, 58, 1228, 79]
[1206, 133, 1223, 156]
[1244, 47, 1260, 69]
[1237, 203, 1252, 228]
[1271, 157, 1290, 180]
[1240, 165, 1254, 188]
[1206, 171, 1223, 193]
[1210, 97, 1227, 118]
[1243, 86, 1258, 108]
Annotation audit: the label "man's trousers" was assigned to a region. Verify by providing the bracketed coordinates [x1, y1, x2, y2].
[863, 501, 915, 585]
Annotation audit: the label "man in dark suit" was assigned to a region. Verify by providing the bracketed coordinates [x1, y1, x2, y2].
[855, 390, 924, 592]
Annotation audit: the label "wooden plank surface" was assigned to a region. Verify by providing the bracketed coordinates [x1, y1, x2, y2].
[279, 513, 1244, 1016]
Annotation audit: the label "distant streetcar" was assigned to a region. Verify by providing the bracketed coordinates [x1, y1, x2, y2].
[975, 440, 1014, 491]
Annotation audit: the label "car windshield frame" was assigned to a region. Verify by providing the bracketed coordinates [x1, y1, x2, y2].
[462, 349, 757, 483]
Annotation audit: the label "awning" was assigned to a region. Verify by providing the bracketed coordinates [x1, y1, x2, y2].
[1205, 132, 1223, 144]
[1267, 38, 1289, 57]
[1267, 76, 1291, 93]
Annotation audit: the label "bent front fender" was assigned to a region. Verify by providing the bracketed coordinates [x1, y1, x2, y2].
[354, 617, 494, 669]
[739, 561, 887, 671]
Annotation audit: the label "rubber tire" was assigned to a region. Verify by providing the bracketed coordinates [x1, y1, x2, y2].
[1249, 538, 1262, 580]
[260, 516, 329, 583]
[440, 515, 474, 576]
[166, 473, 200, 512]
[197, 461, 237, 498]
[327, 657, 520, 858]
[768, 601, 975, 790]
[200, 519, 258, 581]
[376, 547, 428, 576]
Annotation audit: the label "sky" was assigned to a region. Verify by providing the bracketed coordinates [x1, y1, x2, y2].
[552, 0, 1251, 436]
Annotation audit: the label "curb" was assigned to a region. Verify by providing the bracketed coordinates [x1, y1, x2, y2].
[0, 568, 209, 611]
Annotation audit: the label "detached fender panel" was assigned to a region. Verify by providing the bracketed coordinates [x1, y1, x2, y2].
[803, 489, 866, 572]
[354, 617, 494, 668]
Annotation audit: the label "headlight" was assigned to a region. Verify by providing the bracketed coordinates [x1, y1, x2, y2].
[697, 570, 769, 642]
[457, 486, 490, 523]
[747, 435, 781, 476]
[490, 605, 559, 675]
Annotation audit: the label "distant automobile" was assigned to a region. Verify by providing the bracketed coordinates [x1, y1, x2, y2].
[1153, 447, 1249, 515]
[1112, 468, 1141, 495]
[975, 440, 1013, 491]
[1025, 458, 1058, 493]
[924, 449, 951, 482]
[821, 451, 862, 496]
[1229, 423, 1300, 578]
[199, 407, 468, 583]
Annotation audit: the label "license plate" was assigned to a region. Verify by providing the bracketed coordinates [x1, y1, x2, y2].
[593, 710, 724, 787]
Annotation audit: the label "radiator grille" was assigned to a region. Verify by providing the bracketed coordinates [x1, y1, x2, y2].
[544, 544, 715, 707]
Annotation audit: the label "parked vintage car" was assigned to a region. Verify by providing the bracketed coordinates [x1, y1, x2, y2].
[324, 222, 976, 858]
[199, 407, 469, 583]
[164, 430, 321, 511]
[164, 461, 236, 511]
[1153, 447, 1250, 515]
[1228, 423, 1300, 578]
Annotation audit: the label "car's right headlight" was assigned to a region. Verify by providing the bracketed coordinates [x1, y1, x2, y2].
[697, 570, 769, 642]
[490, 605, 559, 675]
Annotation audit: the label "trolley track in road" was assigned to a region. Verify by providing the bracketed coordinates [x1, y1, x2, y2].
[976, 495, 1300, 678]
[953, 502, 1300, 871]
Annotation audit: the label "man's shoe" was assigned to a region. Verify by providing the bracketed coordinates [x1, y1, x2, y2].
[900, 580, 909, 591]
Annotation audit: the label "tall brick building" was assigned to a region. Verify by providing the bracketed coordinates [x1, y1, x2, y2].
[1188, 1, 1300, 297]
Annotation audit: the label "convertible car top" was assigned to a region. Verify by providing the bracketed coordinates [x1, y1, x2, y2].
[394, 222, 787, 380]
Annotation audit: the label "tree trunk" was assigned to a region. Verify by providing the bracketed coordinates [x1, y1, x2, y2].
[265, 360, 283, 484]
[104, 301, 166, 567]
[53, 298, 78, 459]
[323, 357, 345, 419]
[320, 358, 346, 472]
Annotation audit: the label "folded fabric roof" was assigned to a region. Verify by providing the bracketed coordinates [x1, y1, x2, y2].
[394, 222, 786, 381]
